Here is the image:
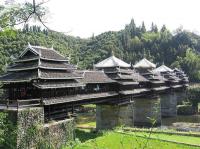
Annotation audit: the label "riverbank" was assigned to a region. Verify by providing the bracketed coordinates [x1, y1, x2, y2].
[76, 104, 200, 132]
[64, 129, 200, 149]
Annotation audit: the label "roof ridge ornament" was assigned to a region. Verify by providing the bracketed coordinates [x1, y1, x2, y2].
[111, 50, 114, 56]
[28, 42, 31, 47]
[51, 44, 54, 50]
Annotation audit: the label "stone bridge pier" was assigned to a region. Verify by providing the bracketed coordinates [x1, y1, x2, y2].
[160, 91, 177, 117]
[160, 89, 187, 117]
[133, 96, 161, 127]
[96, 102, 134, 130]
[176, 89, 187, 105]
[96, 95, 161, 130]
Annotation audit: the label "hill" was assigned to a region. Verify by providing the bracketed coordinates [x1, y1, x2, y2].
[1, 20, 200, 81]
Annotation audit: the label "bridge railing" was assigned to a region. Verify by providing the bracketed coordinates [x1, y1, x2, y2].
[0, 98, 41, 109]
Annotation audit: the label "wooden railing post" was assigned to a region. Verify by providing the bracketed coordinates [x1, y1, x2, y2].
[17, 99, 19, 109]
[6, 99, 9, 109]
[41, 98, 43, 106]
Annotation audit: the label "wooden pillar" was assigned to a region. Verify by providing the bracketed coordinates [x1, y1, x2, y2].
[48, 105, 50, 121]
[72, 104, 74, 114]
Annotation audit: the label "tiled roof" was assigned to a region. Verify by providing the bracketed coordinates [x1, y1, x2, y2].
[132, 73, 149, 82]
[0, 70, 38, 82]
[106, 72, 148, 82]
[39, 69, 82, 79]
[31, 45, 67, 61]
[134, 58, 156, 69]
[9, 59, 75, 71]
[0, 44, 81, 82]
[8, 61, 38, 71]
[40, 60, 76, 70]
[117, 74, 135, 80]
[16, 56, 39, 62]
[173, 68, 189, 83]
[140, 70, 166, 84]
[103, 67, 133, 74]
[95, 55, 131, 68]
[153, 65, 173, 73]
[42, 91, 118, 105]
[77, 70, 115, 84]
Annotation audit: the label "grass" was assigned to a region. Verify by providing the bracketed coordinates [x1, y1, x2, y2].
[82, 104, 96, 108]
[69, 130, 200, 149]
[75, 112, 96, 128]
[123, 127, 200, 136]
[75, 129, 103, 142]
[72, 104, 200, 149]
[76, 122, 96, 128]
[75, 105, 96, 128]
[123, 131, 200, 146]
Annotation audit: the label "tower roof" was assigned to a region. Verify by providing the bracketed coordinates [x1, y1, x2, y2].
[153, 65, 173, 73]
[133, 58, 156, 69]
[17, 44, 68, 62]
[94, 55, 131, 68]
[0, 44, 81, 83]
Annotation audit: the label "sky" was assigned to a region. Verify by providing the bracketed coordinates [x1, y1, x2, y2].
[5, 0, 200, 38]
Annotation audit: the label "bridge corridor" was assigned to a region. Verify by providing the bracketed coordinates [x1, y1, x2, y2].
[0, 45, 189, 148]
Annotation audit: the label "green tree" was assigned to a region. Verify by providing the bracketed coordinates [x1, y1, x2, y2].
[141, 21, 146, 33]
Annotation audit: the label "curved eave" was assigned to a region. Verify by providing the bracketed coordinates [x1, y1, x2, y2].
[152, 86, 170, 91]
[84, 81, 116, 84]
[1, 79, 32, 83]
[118, 82, 139, 85]
[38, 76, 83, 80]
[14, 57, 39, 63]
[171, 85, 184, 89]
[8, 66, 76, 72]
[40, 57, 68, 62]
[7, 67, 38, 72]
[33, 83, 86, 89]
[39, 66, 76, 70]
[103, 71, 118, 74]
[95, 65, 130, 68]
[134, 66, 155, 69]
[150, 80, 165, 84]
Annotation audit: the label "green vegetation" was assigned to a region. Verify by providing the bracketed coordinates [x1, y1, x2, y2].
[82, 104, 96, 108]
[74, 105, 200, 149]
[0, 20, 200, 81]
[123, 131, 200, 146]
[0, 1, 48, 29]
[76, 112, 96, 128]
[0, 112, 17, 148]
[69, 130, 200, 149]
[187, 84, 200, 111]
[177, 103, 194, 115]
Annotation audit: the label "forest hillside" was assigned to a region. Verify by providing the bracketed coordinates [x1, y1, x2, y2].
[1, 20, 200, 81]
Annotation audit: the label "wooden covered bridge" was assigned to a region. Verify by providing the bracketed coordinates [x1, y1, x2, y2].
[0, 44, 189, 148]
